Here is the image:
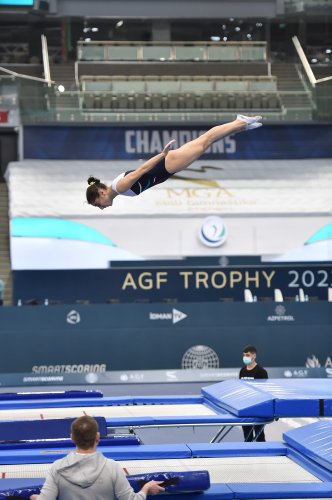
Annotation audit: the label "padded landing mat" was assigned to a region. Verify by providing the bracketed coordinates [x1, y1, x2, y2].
[202, 379, 332, 417]
[284, 420, 332, 473]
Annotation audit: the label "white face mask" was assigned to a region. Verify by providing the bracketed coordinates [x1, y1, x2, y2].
[243, 356, 252, 365]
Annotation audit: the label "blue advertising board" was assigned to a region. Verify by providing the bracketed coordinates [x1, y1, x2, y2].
[0, 302, 331, 373]
[23, 124, 332, 160]
[13, 264, 332, 304]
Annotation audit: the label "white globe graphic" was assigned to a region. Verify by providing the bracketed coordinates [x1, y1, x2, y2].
[182, 345, 220, 369]
[85, 372, 99, 384]
[198, 216, 228, 247]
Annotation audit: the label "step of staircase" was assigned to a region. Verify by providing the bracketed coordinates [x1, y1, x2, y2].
[271, 61, 313, 113]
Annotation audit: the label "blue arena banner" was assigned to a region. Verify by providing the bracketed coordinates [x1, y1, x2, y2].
[13, 264, 332, 303]
[0, 302, 331, 373]
[23, 124, 332, 160]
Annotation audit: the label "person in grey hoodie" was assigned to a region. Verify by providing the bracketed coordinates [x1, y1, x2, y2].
[30, 415, 165, 500]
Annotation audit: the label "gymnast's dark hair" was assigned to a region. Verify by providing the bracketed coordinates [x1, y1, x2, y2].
[86, 176, 107, 204]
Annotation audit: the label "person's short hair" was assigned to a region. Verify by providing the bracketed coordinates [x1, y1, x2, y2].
[71, 416, 98, 449]
[243, 345, 257, 354]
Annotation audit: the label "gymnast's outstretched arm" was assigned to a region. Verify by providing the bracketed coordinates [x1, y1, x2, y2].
[115, 140, 175, 194]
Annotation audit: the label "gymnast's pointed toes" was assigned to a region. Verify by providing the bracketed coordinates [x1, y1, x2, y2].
[237, 114, 263, 129]
[245, 122, 263, 130]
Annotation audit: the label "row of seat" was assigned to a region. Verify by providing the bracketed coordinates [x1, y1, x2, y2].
[81, 76, 278, 93]
[77, 42, 267, 62]
[81, 91, 281, 111]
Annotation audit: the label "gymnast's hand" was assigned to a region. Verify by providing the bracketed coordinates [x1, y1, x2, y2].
[162, 140, 176, 157]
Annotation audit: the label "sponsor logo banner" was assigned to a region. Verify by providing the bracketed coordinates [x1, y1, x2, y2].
[149, 308, 187, 324]
[0, 367, 325, 387]
[24, 125, 332, 160]
[66, 310, 81, 324]
[267, 305, 295, 322]
[31, 364, 107, 374]
[15, 265, 332, 303]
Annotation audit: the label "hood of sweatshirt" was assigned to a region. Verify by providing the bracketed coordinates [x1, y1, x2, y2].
[56, 451, 107, 489]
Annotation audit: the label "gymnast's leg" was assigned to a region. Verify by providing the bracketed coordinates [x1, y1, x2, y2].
[165, 115, 262, 174]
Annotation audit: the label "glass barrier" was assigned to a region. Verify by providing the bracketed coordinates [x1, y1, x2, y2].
[16, 89, 308, 124]
[142, 45, 172, 61]
[313, 84, 332, 120]
[284, 0, 332, 12]
[77, 44, 106, 61]
[3, 75, 327, 124]
[0, 78, 19, 107]
[77, 41, 267, 62]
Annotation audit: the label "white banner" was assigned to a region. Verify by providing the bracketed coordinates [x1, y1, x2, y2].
[6, 158, 332, 217]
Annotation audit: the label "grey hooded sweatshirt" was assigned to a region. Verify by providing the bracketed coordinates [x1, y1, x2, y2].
[37, 451, 147, 500]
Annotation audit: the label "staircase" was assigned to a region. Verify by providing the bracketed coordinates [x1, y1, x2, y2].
[271, 62, 314, 120]
[48, 62, 79, 112]
[0, 182, 12, 305]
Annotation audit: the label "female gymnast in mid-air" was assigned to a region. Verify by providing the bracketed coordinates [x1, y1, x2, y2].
[86, 114, 262, 209]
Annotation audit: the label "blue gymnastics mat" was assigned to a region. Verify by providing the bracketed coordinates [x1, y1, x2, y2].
[202, 379, 332, 417]
[0, 421, 331, 499]
[284, 420, 332, 473]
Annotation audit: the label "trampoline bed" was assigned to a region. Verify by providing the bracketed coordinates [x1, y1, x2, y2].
[0, 421, 331, 499]
[0, 391, 271, 443]
[0, 378, 331, 445]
